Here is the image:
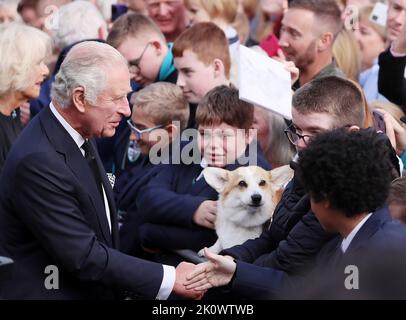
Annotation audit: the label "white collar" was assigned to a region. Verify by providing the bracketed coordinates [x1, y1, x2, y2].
[341, 213, 372, 253]
[50, 102, 85, 151]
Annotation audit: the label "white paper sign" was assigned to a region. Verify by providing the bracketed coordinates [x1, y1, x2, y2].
[369, 2, 388, 27]
[238, 45, 292, 119]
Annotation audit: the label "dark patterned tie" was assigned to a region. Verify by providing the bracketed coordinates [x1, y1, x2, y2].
[81, 140, 105, 208]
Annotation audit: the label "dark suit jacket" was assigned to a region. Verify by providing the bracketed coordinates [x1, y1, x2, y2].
[221, 206, 406, 299]
[288, 206, 406, 299]
[0, 106, 164, 299]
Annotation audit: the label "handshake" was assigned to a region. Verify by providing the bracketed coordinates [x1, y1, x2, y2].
[173, 248, 237, 300]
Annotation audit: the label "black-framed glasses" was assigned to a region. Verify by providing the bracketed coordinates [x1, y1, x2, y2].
[127, 119, 163, 140]
[284, 125, 313, 146]
[128, 42, 150, 72]
[284, 124, 355, 146]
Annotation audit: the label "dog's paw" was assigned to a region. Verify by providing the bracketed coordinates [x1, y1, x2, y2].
[198, 248, 205, 257]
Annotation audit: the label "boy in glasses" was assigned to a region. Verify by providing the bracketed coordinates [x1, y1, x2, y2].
[97, 13, 179, 180]
[117, 82, 191, 256]
[107, 13, 177, 87]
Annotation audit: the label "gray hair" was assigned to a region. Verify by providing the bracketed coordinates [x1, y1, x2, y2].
[266, 113, 296, 166]
[53, 1, 107, 50]
[0, 22, 51, 95]
[51, 41, 128, 107]
[79, 0, 115, 22]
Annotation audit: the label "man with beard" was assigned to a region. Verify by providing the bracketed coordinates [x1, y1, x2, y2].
[279, 0, 345, 89]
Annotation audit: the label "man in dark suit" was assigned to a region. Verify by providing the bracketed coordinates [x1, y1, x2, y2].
[0, 41, 200, 300]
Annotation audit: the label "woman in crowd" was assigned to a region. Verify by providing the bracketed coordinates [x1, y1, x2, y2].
[0, 22, 51, 171]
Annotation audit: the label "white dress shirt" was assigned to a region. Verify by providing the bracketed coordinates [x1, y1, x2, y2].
[50, 103, 175, 299]
[340, 213, 372, 253]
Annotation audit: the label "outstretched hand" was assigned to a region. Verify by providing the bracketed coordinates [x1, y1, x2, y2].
[184, 248, 236, 291]
[174, 262, 205, 299]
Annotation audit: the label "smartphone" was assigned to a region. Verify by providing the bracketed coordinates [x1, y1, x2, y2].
[369, 2, 388, 27]
[372, 110, 386, 133]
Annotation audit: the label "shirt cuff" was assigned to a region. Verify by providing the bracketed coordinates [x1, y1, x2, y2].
[156, 265, 176, 300]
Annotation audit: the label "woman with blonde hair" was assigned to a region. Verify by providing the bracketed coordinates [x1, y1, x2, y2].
[333, 28, 362, 81]
[354, 4, 387, 101]
[0, 22, 51, 171]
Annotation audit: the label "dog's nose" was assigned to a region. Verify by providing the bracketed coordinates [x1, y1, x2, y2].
[251, 194, 262, 205]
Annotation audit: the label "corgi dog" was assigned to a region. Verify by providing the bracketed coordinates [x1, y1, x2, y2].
[200, 165, 294, 255]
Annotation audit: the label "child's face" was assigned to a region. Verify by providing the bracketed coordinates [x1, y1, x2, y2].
[198, 122, 251, 168]
[186, 1, 211, 25]
[117, 37, 163, 86]
[174, 49, 220, 104]
[130, 106, 168, 155]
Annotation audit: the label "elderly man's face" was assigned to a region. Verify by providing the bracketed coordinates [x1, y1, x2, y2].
[145, 0, 186, 38]
[82, 64, 132, 138]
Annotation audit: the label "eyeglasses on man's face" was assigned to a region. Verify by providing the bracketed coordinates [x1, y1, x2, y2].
[284, 125, 314, 146]
[127, 119, 163, 140]
[128, 42, 150, 73]
[284, 124, 354, 146]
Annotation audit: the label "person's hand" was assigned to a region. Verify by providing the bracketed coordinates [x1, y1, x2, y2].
[19, 102, 31, 126]
[193, 200, 217, 229]
[173, 262, 205, 300]
[274, 49, 300, 85]
[378, 108, 406, 155]
[184, 248, 237, 291]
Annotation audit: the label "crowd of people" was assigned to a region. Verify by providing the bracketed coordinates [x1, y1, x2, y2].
[0, 0, 406, 300]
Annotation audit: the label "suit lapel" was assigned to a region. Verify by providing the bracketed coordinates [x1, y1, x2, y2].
[345, 207, 390, 255]
[39, 107, 113, 246]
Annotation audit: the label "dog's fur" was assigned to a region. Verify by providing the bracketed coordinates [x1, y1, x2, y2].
[201, 165, 294, 255]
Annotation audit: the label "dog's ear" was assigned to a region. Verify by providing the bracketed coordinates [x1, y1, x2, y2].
[269, 165, 294, 187]
[203, 167, 229, 193]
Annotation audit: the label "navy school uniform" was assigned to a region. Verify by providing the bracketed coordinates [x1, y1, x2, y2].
[134, 142, 272, 257]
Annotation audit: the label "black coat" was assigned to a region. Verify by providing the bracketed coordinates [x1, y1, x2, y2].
[378, 48, 406, 110]
[222, 162, 335, 275]
[0, 106, 164, 299]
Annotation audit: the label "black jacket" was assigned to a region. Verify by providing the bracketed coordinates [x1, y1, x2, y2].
[222, 161, 335, 276]
[378, 48, 406, 110]
[0, 106, 164, 299]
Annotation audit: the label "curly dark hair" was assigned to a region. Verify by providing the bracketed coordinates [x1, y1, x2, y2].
[296, 128, 394, 217]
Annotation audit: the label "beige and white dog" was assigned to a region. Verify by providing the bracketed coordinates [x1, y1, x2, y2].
[200, 165, 294, 255]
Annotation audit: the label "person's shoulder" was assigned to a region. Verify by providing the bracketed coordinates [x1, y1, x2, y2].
[378, 219, 406, 243]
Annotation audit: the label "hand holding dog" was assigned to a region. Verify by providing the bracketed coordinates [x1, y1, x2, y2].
[184, 248, 236, 291]
[193, 200, 217, 229]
